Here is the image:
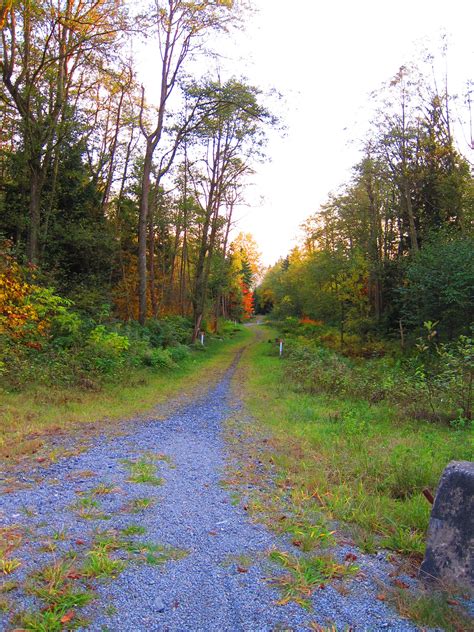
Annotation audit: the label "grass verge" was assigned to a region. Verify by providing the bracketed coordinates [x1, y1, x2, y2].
[233, 325, 472, 629]
[0, 327, 250, 463]
[267, 549, 357, 609]
[238, 326, 471, 559]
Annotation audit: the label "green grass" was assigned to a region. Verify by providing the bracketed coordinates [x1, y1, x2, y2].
[387, 587, 473, 631]
[121, 457, 164, 486]
[20, 559, 95, 631]
[238, 326, 472, 558]
[267, 549, 357, 609]
[81, 546, 125, 578]
[70, 495, 111, 521]
[0, 327, 250, 462]
[120, 525, 146, 537]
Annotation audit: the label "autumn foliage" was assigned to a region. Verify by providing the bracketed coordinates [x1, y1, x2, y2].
[240, 280, 254, 320]
[0, 244, 47, 344]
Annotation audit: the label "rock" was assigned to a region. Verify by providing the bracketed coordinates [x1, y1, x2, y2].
[420, 461, 474, 590]
[154, 597, 165, 613]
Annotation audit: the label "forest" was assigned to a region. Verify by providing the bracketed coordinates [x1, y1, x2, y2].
[0, 0, 266, 393]
[0, 1, 472, 419]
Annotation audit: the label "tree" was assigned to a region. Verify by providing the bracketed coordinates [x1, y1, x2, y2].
[136, 0, 237, 324]
[185, 77, 271, 338]
[400, 233, 474, 339]
[0, 0, 128, 263]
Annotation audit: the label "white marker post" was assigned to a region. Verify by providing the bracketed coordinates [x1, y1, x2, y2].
[200, 332, 205, 346]
[279, 339, 283, 357]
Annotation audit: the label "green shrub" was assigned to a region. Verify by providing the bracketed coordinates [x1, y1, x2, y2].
[144, 316, 192, 348]
[86, 325, 130, 374]
[168, 344, 191, 364]
[140, 348, 176, 370]
[50, 310, 83, 348]
[285, 344, 352, 395]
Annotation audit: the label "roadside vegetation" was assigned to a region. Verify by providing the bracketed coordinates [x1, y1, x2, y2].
[235, 321, 473, 630]
[242, 322, 472, 558]
[248, 43, 473, 628]
[0, 264, 248, 463]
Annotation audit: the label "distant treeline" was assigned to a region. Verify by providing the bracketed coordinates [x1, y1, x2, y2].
[257, 63, 473, 344]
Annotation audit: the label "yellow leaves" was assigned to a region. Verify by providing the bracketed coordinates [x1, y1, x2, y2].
[0, 250, 50, 343]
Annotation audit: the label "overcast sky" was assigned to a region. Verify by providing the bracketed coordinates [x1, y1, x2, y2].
[139, 0, 473, 266]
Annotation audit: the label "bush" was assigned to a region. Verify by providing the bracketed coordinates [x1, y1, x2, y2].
[144, 316, 192, 348]
[50, 309, 83, 348]
[168, 344, 191, 364]
[85, 325, 130, 374]
[285, 344, 353, 395]
[140, 348, 176, 370]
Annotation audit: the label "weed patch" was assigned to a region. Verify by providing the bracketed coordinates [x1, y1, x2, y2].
[267, 549, 357, 609]
[82, 547, 125, 579]
[19, 559, 95, 631]
[70, 495, 111, 521]
[120, 525, 147, 537]
[121, 457, 164, 486]
[92, 483, 119, 495]
[124, 497, 155, 513]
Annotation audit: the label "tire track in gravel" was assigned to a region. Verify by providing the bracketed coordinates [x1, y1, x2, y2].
[0, 340, 420, 631]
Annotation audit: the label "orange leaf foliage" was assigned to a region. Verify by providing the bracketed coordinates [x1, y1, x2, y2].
[0, 246, 45, 341]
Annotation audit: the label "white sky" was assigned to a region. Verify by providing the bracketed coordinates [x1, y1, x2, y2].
[139, 0, 474, 266]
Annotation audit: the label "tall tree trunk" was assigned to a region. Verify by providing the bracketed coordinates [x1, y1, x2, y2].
[138, 142, 154, 324]
[403, 179, 419, 252]
[27, 166, 42, 264]
[149, 208, 158, 318]
[101, 86, 126, 213]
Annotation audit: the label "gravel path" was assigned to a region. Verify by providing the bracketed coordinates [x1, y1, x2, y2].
[0, 349, 422, 631]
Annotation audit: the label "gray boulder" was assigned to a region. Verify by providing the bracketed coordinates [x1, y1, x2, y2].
[420, 460, 473, 591]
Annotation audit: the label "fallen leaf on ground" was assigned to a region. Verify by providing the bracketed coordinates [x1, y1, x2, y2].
[393, 579, 409, 589]
[60, 611, 75, 624]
